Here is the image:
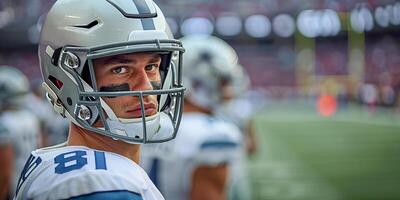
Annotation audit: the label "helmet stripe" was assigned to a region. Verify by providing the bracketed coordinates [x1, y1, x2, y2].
[141, 18, 155, 30]
[106, 0, 157, 18]
[132, 0, 151, 15]
[131, 0, 156, 30]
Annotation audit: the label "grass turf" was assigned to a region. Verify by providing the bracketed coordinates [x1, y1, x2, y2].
[248, 101, 400, 200]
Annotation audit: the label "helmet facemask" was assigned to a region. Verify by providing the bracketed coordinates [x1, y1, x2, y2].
[43, 40, 185, 144]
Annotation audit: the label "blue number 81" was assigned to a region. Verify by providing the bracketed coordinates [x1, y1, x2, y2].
[54, 150, 106, 174]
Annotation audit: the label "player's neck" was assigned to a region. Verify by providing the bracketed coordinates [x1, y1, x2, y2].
[67, 124, 141, 164]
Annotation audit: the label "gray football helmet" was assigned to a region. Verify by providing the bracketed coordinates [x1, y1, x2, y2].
[0, 66, 30, 110]
[180, 35, 239, 111]
[39, 0, 185, 144]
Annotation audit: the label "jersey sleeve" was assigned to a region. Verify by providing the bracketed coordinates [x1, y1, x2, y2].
[193, 123, 242, 166]
[70, 190, 143, 200]
[195, 139, 240, 166]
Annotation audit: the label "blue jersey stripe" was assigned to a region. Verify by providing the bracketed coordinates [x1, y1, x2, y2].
[200, 141, 238, 149]
[94, 151, 107, 170]
[70, 190, 142, 200]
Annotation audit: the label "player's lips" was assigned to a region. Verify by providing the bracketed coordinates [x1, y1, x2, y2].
[126, 103, 157, 117]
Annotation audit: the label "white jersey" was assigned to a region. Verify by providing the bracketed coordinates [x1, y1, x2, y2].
[218, 98, 254, 131]
[14, 144, 164, 200]
[0, 109, 40, 197]
[141, 113, 242, 200]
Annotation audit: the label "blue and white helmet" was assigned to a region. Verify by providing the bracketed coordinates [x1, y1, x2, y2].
[38, 0, 185, 144]
[0, 66, 30, 110]
[180, 35, 239, 111]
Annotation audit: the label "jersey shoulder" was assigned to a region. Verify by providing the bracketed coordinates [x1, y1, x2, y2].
[0, 110, 40, 138]
[15, 145, 158, 200]
[177, 113, 243, 165]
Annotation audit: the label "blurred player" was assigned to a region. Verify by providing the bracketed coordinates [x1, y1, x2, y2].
[24, 79, 69, 146]
[0, 66, 41, 199]
[217, 65, 257, 200]
[220, 65, 257, 155]
[141, 35, 242, 200]
[14, 0, 185, 199]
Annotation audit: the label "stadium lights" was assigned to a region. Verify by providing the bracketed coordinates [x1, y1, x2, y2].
[374, 2, 400, 27]
[297, 9, 341, 38]
[320, 9, 341, 36]
[297, 10, 319, 38]
[272, 14, 295, 38]
[244, 14, 271, 38]
[350, 5, 374, 33]
[392, 2, 400, 25]
[0, 8, 15, 29]
[216, 13, 242, 37]
[375, 6, 390, 28]
[180, 17, 214, 36]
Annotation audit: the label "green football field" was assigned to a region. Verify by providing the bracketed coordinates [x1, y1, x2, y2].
[248, 101, 400, 200]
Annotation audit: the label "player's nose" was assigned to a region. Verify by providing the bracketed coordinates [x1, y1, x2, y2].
[130, 69, 153, 91]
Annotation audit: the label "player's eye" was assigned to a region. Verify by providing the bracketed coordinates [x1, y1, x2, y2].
[145, 64, 159, 72]
[112, 66, 128, 74]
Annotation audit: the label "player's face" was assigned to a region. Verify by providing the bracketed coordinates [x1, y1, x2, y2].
[221, 78, 234, 102]
[93, 53, 162, 119]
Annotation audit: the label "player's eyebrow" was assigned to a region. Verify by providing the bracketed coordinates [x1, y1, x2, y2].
[102, 55, 136, 66]
[102, 54, 161, 66]
[148, 54, 161, 63]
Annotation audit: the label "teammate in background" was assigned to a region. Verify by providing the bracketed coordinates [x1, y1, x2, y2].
[0, 66, 41, 199]
[24, 79, 69, 146]
[217, 65, 257, 200]
[141, 35, 242, 200]
[14, 0, 185, 199]
[360, 83, 378, 114]
[220, 65, 257, 155]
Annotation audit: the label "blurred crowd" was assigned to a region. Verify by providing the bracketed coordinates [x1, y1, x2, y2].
[1, 0, 400, 199]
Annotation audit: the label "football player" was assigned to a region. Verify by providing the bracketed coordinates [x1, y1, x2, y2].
[141, 35, 242, 200]
[220, 64, 257, 155]
[0, 66, 41, 199]
[14, 0, 185, 199]
[218, 65, 256, 200]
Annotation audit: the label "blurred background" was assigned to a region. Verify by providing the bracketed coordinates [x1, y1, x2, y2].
[1, 0, 400, 199]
